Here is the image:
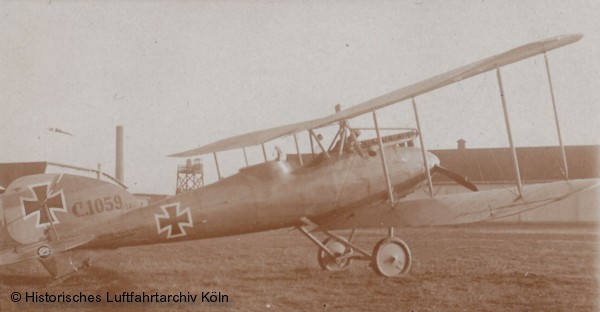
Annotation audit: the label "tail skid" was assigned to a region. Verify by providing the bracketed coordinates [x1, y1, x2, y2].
[39, 251, 93, 282]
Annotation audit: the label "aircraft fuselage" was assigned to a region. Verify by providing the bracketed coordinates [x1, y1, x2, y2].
[0, 146, 438, 253]
[84, 146, 438, 249]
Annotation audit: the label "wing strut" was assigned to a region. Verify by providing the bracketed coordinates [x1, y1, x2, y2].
[372, 110, 396, 238]
[309, 132, 315, 155]
[412, 98, 434, 197]
[309, 129, 330, 159]
[242, 147, 249, 166]
[338, 127, 347, 157]
[544, 52, 569, 179]
[261, 143, 268, 162]
[496, 67, 523, 196]
[213, 152, 222, 180]
[293, 134, 304, 166]
[42, 174, 64, 241]
[372, 111, 395, 205]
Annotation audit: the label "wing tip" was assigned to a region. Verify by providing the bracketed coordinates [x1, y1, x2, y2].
[543, 33, 584, 50]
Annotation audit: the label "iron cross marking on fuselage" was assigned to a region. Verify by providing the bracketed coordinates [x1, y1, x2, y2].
[155, 203, 193, 239]
[20, 182, 67, 228]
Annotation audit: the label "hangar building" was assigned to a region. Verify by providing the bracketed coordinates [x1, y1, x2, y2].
[412, 142, 599, 223]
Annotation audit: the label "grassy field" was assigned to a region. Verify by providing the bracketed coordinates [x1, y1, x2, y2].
[1, 223, 598, 311]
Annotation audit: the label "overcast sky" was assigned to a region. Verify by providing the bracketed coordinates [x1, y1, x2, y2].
[1, 0, 599, 194]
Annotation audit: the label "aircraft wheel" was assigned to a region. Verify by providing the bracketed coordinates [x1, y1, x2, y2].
[317, 238, 351, 271]
[371, 237, 411, 277]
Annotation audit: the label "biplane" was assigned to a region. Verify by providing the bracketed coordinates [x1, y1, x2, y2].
[1, 34, 598, 279]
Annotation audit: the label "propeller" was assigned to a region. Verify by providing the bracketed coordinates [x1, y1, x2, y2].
[431, 165, 478, 192]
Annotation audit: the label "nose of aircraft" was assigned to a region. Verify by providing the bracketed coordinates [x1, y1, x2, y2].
[426, 151, 440, 169]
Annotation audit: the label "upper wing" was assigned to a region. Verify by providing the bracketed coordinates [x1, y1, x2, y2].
[169, 119, 327, 157]
[170, 34, 582, 157]
[315, 178, 599, 231]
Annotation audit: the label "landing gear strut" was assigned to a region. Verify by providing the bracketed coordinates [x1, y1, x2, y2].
[298, 218, 412, 277]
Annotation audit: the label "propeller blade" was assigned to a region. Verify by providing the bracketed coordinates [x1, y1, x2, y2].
[432, 165, 478, 192]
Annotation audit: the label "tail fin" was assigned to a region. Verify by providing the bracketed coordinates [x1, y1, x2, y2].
[1, 173, 137, 278]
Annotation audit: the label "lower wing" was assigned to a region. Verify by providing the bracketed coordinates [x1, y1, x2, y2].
[317, 179, 600, 231]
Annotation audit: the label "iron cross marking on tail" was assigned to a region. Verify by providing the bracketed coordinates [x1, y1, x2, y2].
[20, 182, 67, 228]
[155, 203, 193, 239]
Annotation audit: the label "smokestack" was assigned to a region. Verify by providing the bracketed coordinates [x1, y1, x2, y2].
[116, 125, 124, 183]
[457, 138, 466, 151]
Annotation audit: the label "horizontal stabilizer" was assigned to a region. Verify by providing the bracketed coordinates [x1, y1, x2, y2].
[0, 234, 94, 266]
[317, 179, 600, 231]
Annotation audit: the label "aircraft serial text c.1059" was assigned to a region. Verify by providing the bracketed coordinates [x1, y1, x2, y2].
[1, 34, 598, 279]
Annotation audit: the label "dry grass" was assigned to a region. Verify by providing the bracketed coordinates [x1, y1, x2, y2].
[1, 223, 598, 311]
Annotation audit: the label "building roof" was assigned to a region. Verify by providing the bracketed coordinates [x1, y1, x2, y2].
[432, 145, 599, 183]
[0, 162, 47, 190]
